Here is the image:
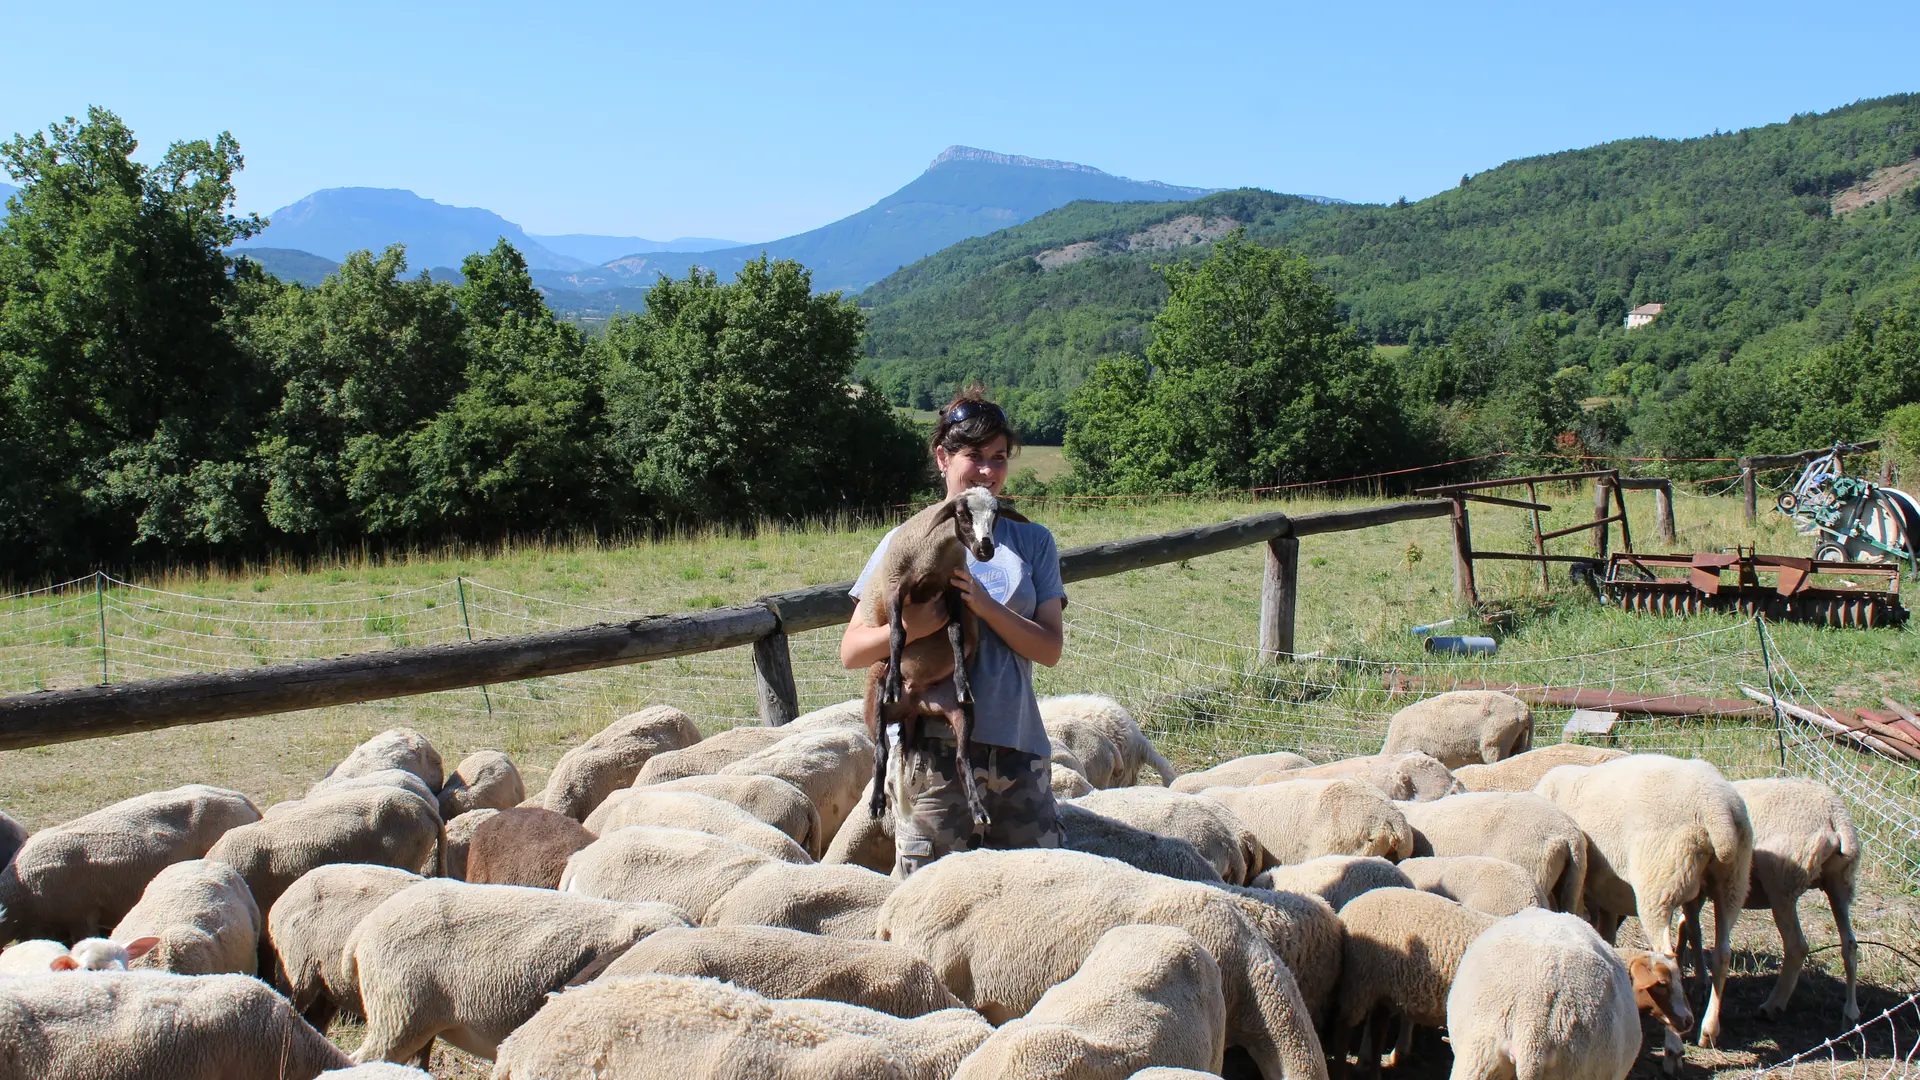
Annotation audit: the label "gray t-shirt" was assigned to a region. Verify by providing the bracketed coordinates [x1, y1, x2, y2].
[849, 516, 1067, 758]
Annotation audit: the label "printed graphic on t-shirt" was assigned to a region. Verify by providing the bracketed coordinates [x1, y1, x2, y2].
[970, 561, 1011, 603]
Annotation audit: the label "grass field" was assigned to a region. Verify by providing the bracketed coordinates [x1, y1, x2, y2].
[1, 483, 1915, 1077]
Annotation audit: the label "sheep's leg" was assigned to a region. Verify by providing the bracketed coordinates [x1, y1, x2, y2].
[301, 995, 339, 1035]
[945, 588, 972, 704]
[1698, 872, 1742, 1049]
[1824, 873, 1860, 1023]
[1591, 907, 1622, 945]
[1387, 1011, 1413, 1070]
[1676, 897, 1706, 1000]
[1758, 889, 1809, 1020]
[1330, 1015, 1355, 1080]
[1230, 941, 1329, 1080]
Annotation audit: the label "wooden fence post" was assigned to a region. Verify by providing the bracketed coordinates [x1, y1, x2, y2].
[1740, 459, 1757, 523]
[1653, 480, 1677, 546]
[1259, 535, 1299, 661]
[752, 629, 799, 726]
[1449, 496, 1478, 607]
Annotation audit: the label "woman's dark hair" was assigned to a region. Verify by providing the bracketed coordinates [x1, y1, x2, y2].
[931, 385, 1020, 458]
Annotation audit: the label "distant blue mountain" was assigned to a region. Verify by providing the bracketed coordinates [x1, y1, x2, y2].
[544, 146, 1226, 295]
[528, 233, 746, 264]
[232, 247, 341, 286]
[234, 188, 587, 272]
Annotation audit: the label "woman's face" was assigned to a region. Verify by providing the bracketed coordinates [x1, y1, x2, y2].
[935, 435, 1011, 498]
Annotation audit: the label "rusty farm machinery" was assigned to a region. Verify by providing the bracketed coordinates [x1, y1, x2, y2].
[1418, 466, 1910, 628]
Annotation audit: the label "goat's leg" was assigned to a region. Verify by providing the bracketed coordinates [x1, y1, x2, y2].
[942, 698, 989, 827]
[882, 583, 910, 705]
[945, 587, 972, 704]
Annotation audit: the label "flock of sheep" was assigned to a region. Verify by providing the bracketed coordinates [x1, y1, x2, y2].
[0, 688, 1863, 1080]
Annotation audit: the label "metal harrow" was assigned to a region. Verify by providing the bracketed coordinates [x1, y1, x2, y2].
[1604, 550, 1907, 628]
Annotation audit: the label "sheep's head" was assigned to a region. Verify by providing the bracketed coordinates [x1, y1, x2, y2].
[52, 936, 159, 972]
[1627, 949, 1693, 1035]
[946, 486, 999, 562]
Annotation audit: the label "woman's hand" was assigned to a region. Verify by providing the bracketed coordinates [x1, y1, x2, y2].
[949, 565, 1007, 621]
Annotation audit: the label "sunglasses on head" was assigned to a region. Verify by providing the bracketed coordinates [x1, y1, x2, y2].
[942, 401, 1006, 426]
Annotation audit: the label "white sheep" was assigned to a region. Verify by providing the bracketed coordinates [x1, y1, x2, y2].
[306, 767, 439, 809]
[823, 780, 897, 873]
[1729, 777, 1860, 1022]
[1331, 886, 1498, 1073]
[442, 807, 498, 880]
[1, 936, 161, 973]
[1533, 755, 1751, 1054]
[1206, 779, 1414, 866]
[951, 924, 1228, 1079]
[1170, 751, 1315, 794]
[542, 705, 703, 820]
[561, 825, 774, 921]
[1052, 760, 1097, 798]
[464, 806, 597, 890]
[1252, 751, 1463, 802]
[437, 750, 525, 819]
[0, 970, 353, 1078]
[346, 879, 690, 1064]
[1444, 909, 1641, 1080]
[1218, 885, 1346, 1029]
[702, 861, 897, 938]
[491, 973, 994, 1080]
[1072, 785, 1265, 884]
[718, 726, 876, 844]
[108, 858, 261, 976]
[1040, 694, 1178, 788]
[1396, 792, 1588, 913]
[323, 727, 445, 792]
[644, 773, 824, 858]
[1059, 803, 1226, 883]
[596, 923, 962, 1017]
[318, 1067, 433, 1079]
[1397, 855, 1546, 916]
[266, 863, 424, 1032]
[876, 847, 1328, 1080]
[1452, 743, 1627, 791]
[1381, 690, 1533, 768]
[1252, 855, 1414, 912]
[583, 789, 811, 862]
[0, 784, 260, 942]
[631, 725, 788, 785]
[782, 697, 866, 733]
[1128, 1071, 1221, 1079]
[205, 784, 441, 914]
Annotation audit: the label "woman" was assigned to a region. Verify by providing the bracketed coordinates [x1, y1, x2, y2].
[840, 391, 1066, 877]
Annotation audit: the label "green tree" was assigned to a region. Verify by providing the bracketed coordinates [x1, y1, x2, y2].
[402, 244, 611, 536]
[598, 256, 924, 524]
[0, 108, 268, 570]
[247, 246, 468, 539]
[1065, 233, 1408, 493]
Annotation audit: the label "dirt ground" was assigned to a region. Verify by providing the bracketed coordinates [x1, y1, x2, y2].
[323, 883, 1919, 1079]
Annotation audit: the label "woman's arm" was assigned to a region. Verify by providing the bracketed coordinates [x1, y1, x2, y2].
[951, 567, 1065, 668]
[839, 594, 952, 669]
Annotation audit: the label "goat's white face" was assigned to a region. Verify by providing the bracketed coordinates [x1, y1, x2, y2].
[956, 487, 998, 562]
[51, 936, 158, 971]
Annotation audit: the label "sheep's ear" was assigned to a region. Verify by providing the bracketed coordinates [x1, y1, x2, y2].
[930, 498, 960, 525]
[122, 936, 161, 961]
[49, 955, 78, 971]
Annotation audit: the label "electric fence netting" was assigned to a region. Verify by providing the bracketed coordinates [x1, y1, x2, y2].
[1, 571, 1917, 1074]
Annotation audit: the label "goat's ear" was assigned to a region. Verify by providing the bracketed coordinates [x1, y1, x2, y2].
[122, 936, 161, 961]
[930, 498, 960, 525]
[49, 955, 78, 971]
[997, 503, 1032, 524]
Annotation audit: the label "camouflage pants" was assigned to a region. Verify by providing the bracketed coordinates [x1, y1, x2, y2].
[887, 721, 1062, 879]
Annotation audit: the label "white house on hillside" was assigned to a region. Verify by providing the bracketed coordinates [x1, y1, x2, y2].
[1625, 302, 1664, 330]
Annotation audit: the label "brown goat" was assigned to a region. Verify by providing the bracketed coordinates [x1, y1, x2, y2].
[855, 487, 1016, 827]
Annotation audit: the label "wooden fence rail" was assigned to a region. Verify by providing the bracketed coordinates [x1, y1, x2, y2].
[0, 499, 1454, 749]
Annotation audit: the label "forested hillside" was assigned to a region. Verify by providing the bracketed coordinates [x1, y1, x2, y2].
[859, 95, 1920, 457]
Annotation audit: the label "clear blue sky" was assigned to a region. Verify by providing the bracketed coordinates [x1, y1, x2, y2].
[4, 1, 1916, 243]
